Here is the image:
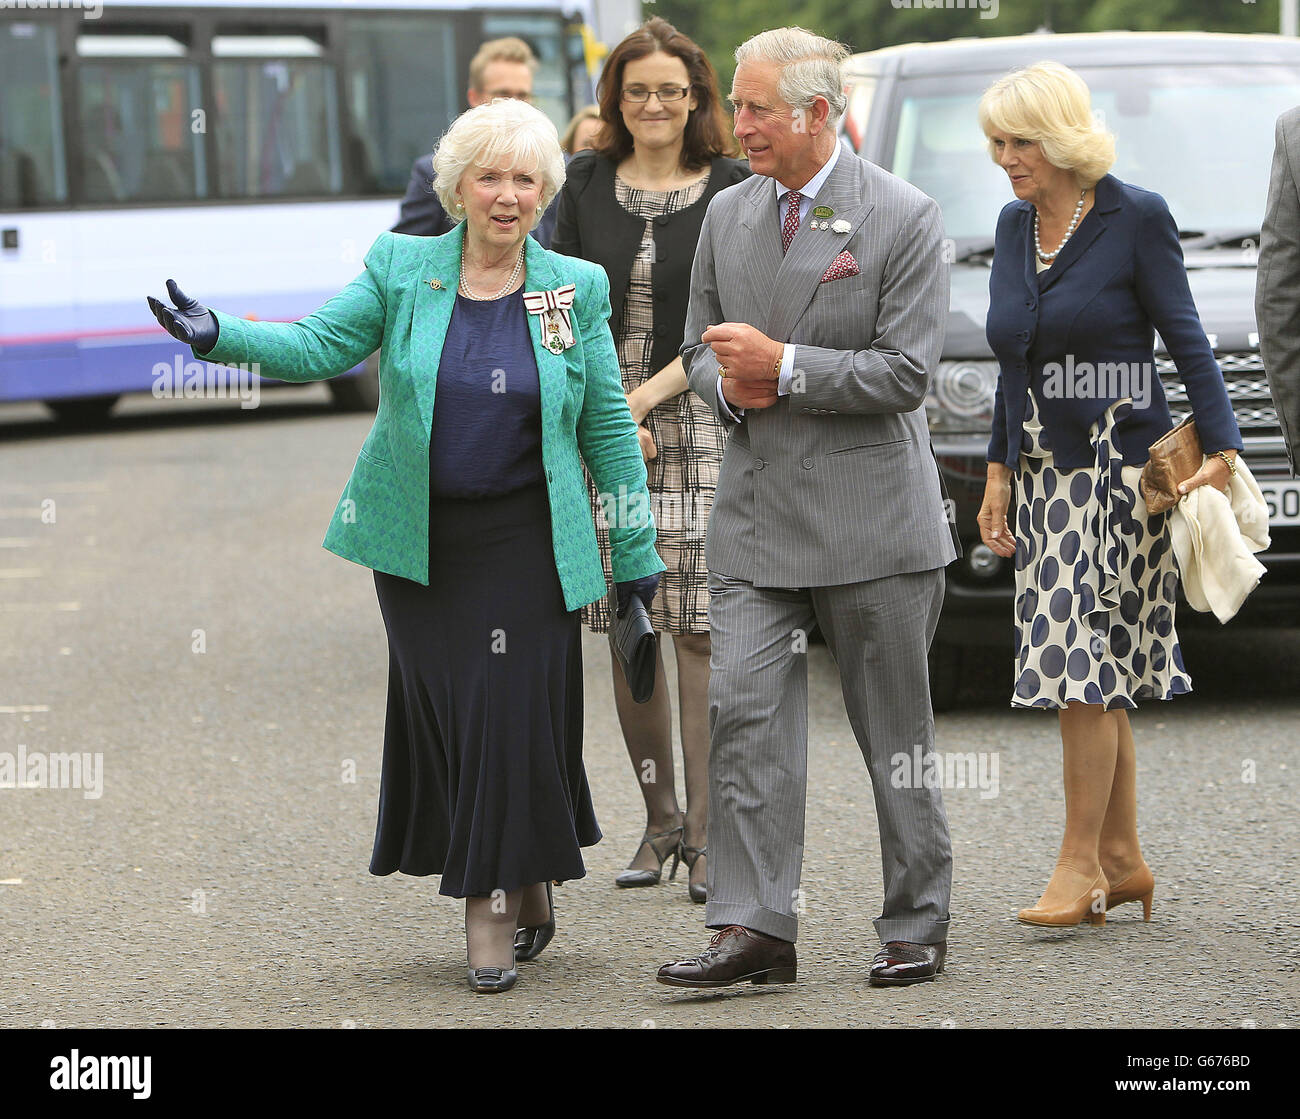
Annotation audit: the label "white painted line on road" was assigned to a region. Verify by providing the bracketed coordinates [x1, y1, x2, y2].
[0, 482, 108, 494]
[0, 879, 23, 885]
[0, 569, 43, 579]
[0, 602, 80, 612]
[0, 507, 98, 517]
[0, 706, 50, 714]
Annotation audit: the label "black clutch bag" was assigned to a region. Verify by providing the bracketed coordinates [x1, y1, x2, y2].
[611, 593, 657, 704]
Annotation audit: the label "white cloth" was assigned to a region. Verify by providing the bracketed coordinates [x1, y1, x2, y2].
[1170, 458, 1270, 623]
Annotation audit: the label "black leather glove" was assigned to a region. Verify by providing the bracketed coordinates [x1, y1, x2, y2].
[147, 279, 219, 355]
[615, 573, 660, 618]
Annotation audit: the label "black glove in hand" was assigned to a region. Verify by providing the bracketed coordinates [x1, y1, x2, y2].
[147, 279, 219, 355]
[615, 573, 660, 619]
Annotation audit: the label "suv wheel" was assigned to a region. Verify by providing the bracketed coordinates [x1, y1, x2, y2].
[928, 640, 963, 712]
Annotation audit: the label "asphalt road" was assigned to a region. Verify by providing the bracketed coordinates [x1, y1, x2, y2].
[1, 390, 1296, 1029]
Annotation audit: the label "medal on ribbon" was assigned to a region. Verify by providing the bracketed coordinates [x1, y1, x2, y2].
[524, 284, 577, 354]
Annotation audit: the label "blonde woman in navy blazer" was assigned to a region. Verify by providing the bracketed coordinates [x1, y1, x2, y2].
[148, 99, 664, 993]
[975, 63, 1241, 930]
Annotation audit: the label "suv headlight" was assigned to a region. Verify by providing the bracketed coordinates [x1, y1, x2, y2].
[926, 360, 998, 434]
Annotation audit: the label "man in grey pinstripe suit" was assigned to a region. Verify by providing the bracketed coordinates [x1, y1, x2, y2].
[656, 28, 959, 990]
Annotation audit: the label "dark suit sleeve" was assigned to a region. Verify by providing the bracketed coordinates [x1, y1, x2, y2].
[534, 195, 558, 250]
[793, 194, 948, 414]
[551, 181, 581, 258]
[987, 374, 1009, 465]
[1257, 110, 1300, 474]
[392, 155, 452, 236]
[985, 206, 1018, 465]
[1134, 194, 1242, 455]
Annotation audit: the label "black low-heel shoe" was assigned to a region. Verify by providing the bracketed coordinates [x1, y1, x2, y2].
[514, 882, 555, 963]
[467, 964, 519, 993]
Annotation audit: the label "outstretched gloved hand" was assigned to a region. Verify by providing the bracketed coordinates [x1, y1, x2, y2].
[147, 279, 219, 354]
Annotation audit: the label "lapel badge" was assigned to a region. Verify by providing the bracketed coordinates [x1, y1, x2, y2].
[524, 285, 578, 354]
[812, 205, 834, 219]
[427, 278, 444, 291]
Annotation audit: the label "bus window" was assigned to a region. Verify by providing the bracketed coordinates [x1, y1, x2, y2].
[343, 13, 458, 195]
[212, 28, 342, 199]
[76, 27, 204, 205]
[1, 21, 68, 208]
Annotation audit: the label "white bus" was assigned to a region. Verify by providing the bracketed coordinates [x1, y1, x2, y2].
[0, 0, 635, 420]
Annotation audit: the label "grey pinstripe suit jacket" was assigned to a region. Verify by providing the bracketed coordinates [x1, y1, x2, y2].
[682, 149, 959, 587]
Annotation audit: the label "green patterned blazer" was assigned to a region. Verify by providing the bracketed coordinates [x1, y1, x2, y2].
[203, 224, 664, 611]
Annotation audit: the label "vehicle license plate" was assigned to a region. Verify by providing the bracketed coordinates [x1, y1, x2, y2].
[1259, 480, 1300, 526]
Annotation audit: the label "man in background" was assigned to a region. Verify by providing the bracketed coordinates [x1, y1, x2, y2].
[392, 36, 558, 247]
[1257, 106, 1300, 476]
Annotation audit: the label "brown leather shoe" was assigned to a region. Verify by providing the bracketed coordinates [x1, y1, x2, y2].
[656, 926, 797, 988]
[868, 941, 946, 987]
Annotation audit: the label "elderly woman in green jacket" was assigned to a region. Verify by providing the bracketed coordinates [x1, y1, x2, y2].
[147, 99, 664, 994]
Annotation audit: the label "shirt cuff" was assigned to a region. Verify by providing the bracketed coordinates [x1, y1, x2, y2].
[716, 374, 744, 422]
[777, 344, 795, 396]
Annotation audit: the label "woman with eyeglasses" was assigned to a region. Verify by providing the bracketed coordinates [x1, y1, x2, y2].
[552, 17, 749, 904]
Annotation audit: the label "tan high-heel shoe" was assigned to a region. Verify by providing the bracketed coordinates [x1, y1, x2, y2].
[1018, 870, 1109, 927]
[1105, 863, 1155, 921]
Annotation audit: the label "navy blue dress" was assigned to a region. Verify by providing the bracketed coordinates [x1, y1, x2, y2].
[369, 288, 601, 896]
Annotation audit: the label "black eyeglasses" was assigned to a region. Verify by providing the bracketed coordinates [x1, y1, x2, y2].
[621, 86, 690, 103]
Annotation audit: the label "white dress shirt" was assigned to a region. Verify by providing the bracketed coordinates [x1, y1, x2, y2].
[716, 141, 844, 422]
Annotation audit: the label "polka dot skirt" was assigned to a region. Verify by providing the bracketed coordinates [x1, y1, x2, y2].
[1011, 391, 1192, 710]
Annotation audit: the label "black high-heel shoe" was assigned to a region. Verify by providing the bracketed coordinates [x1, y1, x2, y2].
[615, 824, 683, 888]
[681, 843, 707, 904]
[514, 881, 555, 963]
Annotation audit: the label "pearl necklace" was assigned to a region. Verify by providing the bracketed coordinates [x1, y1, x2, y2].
[1034, 189, 1087, 262]
[459, 244, 525, 301]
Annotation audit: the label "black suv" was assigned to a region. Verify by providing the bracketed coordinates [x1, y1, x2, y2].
[841, 31, 1300, 704]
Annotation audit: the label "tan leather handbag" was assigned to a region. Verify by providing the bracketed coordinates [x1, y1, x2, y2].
[1140, 416, 1203, 514]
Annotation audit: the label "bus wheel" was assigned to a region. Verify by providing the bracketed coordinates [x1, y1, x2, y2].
[927, 640, 963, 712]
[46, 395, 120, 425]
[329, 352, 380, 411]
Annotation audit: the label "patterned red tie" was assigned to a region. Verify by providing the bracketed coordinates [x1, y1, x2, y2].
[782, 190, 802, 253]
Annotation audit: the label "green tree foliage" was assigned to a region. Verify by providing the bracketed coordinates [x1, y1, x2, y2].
[646, 0, 1279, 90]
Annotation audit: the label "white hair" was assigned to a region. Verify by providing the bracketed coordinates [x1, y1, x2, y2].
[431, 99, 566, 229]
[734, 27, 848, 125]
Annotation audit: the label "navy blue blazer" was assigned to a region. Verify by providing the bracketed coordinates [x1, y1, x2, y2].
[986, 173, 1241, 469]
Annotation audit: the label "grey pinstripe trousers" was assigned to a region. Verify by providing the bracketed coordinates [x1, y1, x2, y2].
[703, 567, 953, 944]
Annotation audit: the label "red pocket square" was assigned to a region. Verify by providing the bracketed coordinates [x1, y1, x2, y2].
[820, 251, 860, 283]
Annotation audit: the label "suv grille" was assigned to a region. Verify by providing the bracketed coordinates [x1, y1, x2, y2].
[1157, 351, 1278, 435]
